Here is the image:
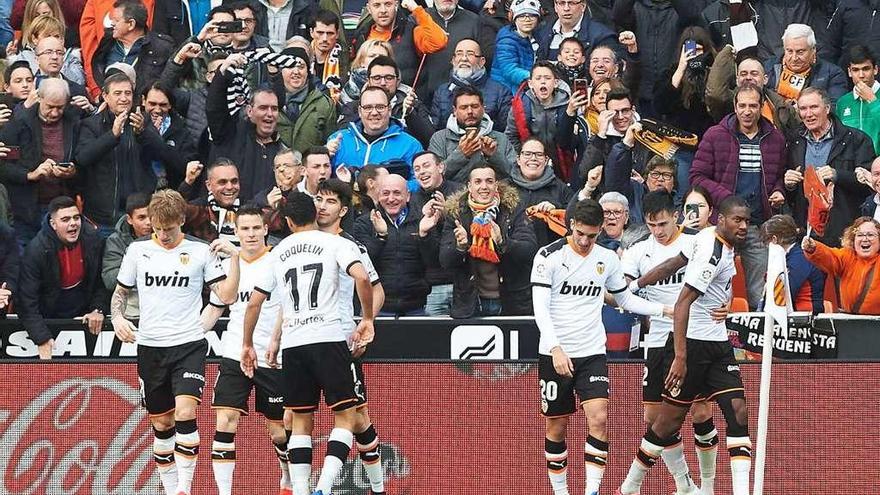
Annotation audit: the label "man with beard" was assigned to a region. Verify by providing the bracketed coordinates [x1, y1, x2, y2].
[422, 0, 483, 102]
[431, 38, 512, 131]
[139, 82, 198, 189]
[428, 86, 517, 183]
[18, 196, 107, 359]
[273, 46, 337, 153]
[180, 159, 243, 244]
[310, 10, 350, 95]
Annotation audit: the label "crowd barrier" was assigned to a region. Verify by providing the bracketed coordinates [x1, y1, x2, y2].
[1, 361, 877, 494]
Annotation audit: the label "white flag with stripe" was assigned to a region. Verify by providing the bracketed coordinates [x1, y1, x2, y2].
[764, 242, 793, 333]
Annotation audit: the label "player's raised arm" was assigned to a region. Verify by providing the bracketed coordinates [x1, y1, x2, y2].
[209, 239, 241, 305]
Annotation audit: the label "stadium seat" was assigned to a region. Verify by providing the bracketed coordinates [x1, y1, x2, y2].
[732, 256, 748, 302]
[731, 297, 749, 312]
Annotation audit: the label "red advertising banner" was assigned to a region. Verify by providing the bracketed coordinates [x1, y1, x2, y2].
[0, 362, 876, 494]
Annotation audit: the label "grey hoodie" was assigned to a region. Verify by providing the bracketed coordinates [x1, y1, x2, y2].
[101, 215, 141, 318]
[428, 113, 518, 184]
[505, 86, 571, 153]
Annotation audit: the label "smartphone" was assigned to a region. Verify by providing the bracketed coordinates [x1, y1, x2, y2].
[464, 127, 479, 141]
[573, 78, 588, 96]
[56, 162, 74, 168]
[134, 105, 144, 115]
[685, 203, 700, 220]
[216, 20, 245, 33]
[4, 146, 20, 160]
[684, 39, 697, 57]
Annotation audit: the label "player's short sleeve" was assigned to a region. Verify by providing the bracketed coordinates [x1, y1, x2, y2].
[337, 238, 363, 274]
[208, 258, 231, 307]
[203, 251, 226, 286]
[116, 243, 138, 288]
[254, 255, 278, 295]
[530, 251, 553, 287]
[683, 235, 720, 294]
[603, 254, 627, 294]
[679, 234, 697, 260]
[359, 246, 380, 284]
[620, 241, 643, 279]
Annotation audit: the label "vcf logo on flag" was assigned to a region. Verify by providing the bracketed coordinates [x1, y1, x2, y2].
[764, 243, 793, 333]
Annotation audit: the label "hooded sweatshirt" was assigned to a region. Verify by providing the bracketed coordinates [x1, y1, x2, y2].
[508, 163, 574, 247]
[427, 113, 518, 183]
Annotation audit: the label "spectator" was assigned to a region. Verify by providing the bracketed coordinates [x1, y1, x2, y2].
[705, 44, 801, 140]
[410, 151, 462, 315]
[490, 0, 540, 93]
[206, 52, 284, 201]
[507, 62, 573, 178]
[140, 81, 197, 189]
[440, 162, 538, 317]
[605, 153, 677, 226]
[352, 0, 448, 94]
[533, 0, 617, 61]
[0, 223, 18, 314]
[691, 83, 787, 309]
[4, 60, 35, 104]
[0, 78, 79, 247]
[785, 87, 875, 247]
[803, 216, 880, 315]
[15, 0, 78, 50]
[837, 45, 880, 155]
[295, 146, 332, 197]
[179, 158, 241, 243]
[509, 137, 574, 246]
[150, 0, 214, 47]
[655, 26, 716, 139]
[88, 0, 173, 98]
[18, 196, 107, 359]
[273, 46, 337, 153]
[191, 7, 237, 53]
[9, 14, 85, 86]
[339, 39, 393, 108]
[101, 191, 151, 318]
[430, 38, 512, 132]
[76, 73, 172, 236]
[347, 164, 389, 221]
[764, 23, 848, 107]
[310, 9, 349, 95]
[423, 0, 484, 102]
[577, 36, 641, 94]
[563, 77, 619, 155]
[611, 0, 701, 117]
[328, 86, 423, 190]
[596, 191, 647, 252]
[255, 147, 303, 209]
[353, 173, 440, 316]
[340, 55, 435, 146]
[859, 156, 880, 219]
[760, 214, 826, 314]
[229, 2, 271, 53]
[823, 0, 880, 69]
[29, 35, 91, 106]
[429, 85, 517, 183]
[249, 0, 328, 53]
[681, 184, 714, 230]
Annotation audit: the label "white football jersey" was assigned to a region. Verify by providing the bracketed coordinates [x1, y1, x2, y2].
[336, 232, 380, 339]
[210, 248, 281, 368]
[256, 230, 362, 349]
[531, 238, 628, 358]
[621, 230, 696, 348]
[117, 235, 226, 347]
[682, 227, 736, 341]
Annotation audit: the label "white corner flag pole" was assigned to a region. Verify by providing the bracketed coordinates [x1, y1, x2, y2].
[752, 310, 774, 495]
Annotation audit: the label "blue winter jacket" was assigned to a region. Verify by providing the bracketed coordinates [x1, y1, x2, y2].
[490, 25, 535, 93]
[533, 14, 619, 61]
[431, 71, 513, 132]
[329, 120, 423, 191]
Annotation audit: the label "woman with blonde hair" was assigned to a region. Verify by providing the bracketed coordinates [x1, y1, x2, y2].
[339, 39, 394, 105]
[8, 14, 84, 85]
[803, 216, 880, 315]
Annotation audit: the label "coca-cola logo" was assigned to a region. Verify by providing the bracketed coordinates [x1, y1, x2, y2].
[0, 378, 158, 494]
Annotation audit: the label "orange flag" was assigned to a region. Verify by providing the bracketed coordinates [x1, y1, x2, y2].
[803, 167, 832, 237]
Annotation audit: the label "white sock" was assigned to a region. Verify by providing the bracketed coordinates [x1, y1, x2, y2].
[152, 432, 177, 495]
[695, 427, 719, 494]
[316, 427, 352, 493]
[274, 438, 292, 489]
[583, 436, 607, 494]
[355, 424, 384, 493]
[288, 434, 312, 495]
[619, 434, 664, 495]
[728, 436, 752, 495]
[174, 422, 199, 495]
[661, 434, 696, 493]
[210, 433, 235, 495]
[544, 439, 569, 495]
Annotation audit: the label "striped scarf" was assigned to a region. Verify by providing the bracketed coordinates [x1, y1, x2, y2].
[468, 194, 501, 264]
[224, 48, 300, 114]
[314, 42, 343, 100]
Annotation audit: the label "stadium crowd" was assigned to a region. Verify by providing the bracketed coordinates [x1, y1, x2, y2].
[2, 0, 880, 357]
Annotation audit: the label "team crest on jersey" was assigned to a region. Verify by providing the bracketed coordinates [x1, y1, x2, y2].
[179, 252, 191, 265]
[596, 262, 605, 275]
[701, 269, 712, 281]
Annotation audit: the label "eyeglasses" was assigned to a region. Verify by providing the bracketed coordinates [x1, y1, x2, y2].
[521, 151, 545, 158]
[360, 104, 389, 113]
[613, 108, 633, 116]
[37, 49, 64, 57]
[237, 17, 256, 25]
[648, 171, 674, 180]
[855, 232, 879, 239]
[603, 209, 626, 218]
[554, 0, 582, 6]
[368, 74, 397, 82]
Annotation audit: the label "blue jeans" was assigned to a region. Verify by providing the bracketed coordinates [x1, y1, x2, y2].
[424, 284, 453, 316]
[0, 0, 12, 47]
[477, 297, 502, 317]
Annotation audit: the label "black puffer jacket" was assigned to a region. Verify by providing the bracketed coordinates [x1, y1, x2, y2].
[411, 179, 465, 287]
[91, 30, 175, 96]
[439, 183, 538, 318]
[17, 217, 107, 345]
[353, 205, 438, 313]
[823, 0, 880, 68]
[508, 165, 574, 248]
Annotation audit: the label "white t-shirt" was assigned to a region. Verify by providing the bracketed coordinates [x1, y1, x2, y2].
[621, 230, 696, 348]
[210, 248, 281, 368]
[256, 230, 362, 349]
[682, 227, 736, 342]
[117, 235, 226, 347]
[336, 232, 380, 339]
[531, 238, 628, 358]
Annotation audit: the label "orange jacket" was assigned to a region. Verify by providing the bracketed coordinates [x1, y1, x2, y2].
[80, 0, 155, 99]
[805, 242, 880, 315]
[367, 6, 447, 55]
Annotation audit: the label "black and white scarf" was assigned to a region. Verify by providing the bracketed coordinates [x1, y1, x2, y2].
[224, 48, 300, 114]
[207, 193, 241, 244]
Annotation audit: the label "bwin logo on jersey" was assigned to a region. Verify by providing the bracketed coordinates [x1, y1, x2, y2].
[145, 271, 191, 287]
[559, 281, 602, 297]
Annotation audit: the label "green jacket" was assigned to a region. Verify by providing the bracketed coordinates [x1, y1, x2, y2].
[837, 89, 880, 155]
[277, 88, 338, 152]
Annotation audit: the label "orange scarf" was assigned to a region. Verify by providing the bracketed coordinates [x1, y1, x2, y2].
[468, 195, 501, 264]
[526, 207, 568, 236]
[777, 66, 811, 101]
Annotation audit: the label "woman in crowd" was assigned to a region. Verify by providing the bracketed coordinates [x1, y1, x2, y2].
[761, 214, 826, 313]
[803, 217, 880, 315]
[8, 14, 83, 85]
[339, 40, 394, 107]
[681, 184, 713, 230]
